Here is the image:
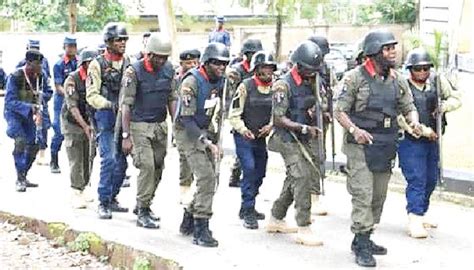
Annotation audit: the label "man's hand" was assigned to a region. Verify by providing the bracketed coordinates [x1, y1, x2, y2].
[353, 128, 373, 144]
[243, 130, 255, 140]
[83, 125, 92, 141]
[122, 137, 133, 155]
[410, 122, 423, 137]
[308, 126, 322, 139]
[208, 143, 222, 160]
[323, 112, 332, 123]
[257, 124, 272, 138]
[427, 130, 438, 141]
[33, 112, 42, 126]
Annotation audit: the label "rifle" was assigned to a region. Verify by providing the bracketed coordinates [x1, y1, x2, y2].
[435, 74, 444, 187]
[33, 73, 43, 145]
[314, 74, 325, 195]
[88, 115, 97, 176]
[327, 67, 336, 171]
[214, 78, 228, 190]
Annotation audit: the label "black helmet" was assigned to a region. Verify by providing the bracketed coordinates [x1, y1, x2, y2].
[290, 41, 322, 70]
[79, 48, 98, 66]
[308, 35, 329, 56]
[250, 50, 277, 72]
[103, 22, 128, 43]
[201, 42, 230, 63]
[363, 29, 397, 56]
[405, 47, 433, 68]
[241, 39, 263, 54]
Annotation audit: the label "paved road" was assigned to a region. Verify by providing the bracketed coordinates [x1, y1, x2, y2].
[0, 99, 473, 269]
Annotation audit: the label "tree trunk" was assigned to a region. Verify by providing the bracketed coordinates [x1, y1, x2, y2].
[157, 0, 178, 60]
[68, 0, 78, 34]
[275, 13, 282, 62]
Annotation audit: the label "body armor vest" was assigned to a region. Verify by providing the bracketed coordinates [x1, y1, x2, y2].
[348, 67, 400, 172]
[275, 72, 316, 142]
[97, 55, 129, 106]
[64, 71, 90, 126]
[406, 73, 446, 141]
[185, 68, 225, 129]
[13, 69, 39, 104]
[131, 60, 174, 123]
[242, 78, 273, 135]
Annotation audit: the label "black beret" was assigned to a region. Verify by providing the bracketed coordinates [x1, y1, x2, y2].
[25, 50, 44, 62]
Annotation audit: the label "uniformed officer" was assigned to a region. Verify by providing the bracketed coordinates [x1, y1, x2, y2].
[307, 35, 338, 216]
[265, 41, 324, 246]
[398, 48, 461, 238]
[229, 51, 276, 229]
[175, 49, 201, 204]
[51, 35, 78, 173]
[175, 42, 229, 247]
[62, 48, 98, 209]
[86, 22, 130, 219]
[133, 32, 151, 62]
[334, 29, 420, 267]
[227, 39, 264, 188]
[16, 39, 52, 166]
[4, 50, 53, 192]
[120, 33, 177, 229]
[208, 16, 231, 49]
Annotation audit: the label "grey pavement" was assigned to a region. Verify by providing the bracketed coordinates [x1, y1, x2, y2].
[0, 101, 473, 270]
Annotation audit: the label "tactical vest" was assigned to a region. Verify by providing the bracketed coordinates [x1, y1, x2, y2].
[97, 55, 130, 106]
[185, 68, 225, 129]
[348, 67, 400, 172]
[406, 73, 446, 141]
[13, 69, 38, 104]
[64, 71, 90, 126]
[275, 72, 316, 142]
[131, 60, 174, 123]
[242, 78, 273, 135]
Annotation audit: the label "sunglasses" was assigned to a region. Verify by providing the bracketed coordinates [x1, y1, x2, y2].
[209, 59, 229, 67]
[412, 65, 431, 72]
[112, 37, 129, 42]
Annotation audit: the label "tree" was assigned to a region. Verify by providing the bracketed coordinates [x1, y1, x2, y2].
[0, 0, 127, 32]
[157, 0, 178, 60]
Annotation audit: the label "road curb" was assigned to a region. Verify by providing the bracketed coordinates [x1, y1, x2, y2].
[0, 211, 182, 270]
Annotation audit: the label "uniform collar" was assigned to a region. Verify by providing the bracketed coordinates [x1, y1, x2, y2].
[198, 65, 210, 81]
[79, 65, 87, 81]
[241, 60, 250, 73]
[253, 75, 272, 87]
[143, 55, 155, 73]
[216, 27, 225, 32]
[363, 58, 396, 79]
[104, 50, 123, 61]
[63, 55, 77, 64]
[290, 66, 303, 86]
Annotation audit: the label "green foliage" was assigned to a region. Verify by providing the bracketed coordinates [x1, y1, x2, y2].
[0, 0, 127, 32]
[67, 232, 101, 253]
[374, 0, 416, 24]
[133, 257, 151, 270]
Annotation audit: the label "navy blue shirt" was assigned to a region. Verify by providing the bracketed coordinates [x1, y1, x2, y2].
[208, 29, 231, 47]
[53, 56, 78, 87]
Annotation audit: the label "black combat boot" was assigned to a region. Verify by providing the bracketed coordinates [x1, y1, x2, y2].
[239, 206, 265, 220]
[50, 153, 61, 174]
[110, 198, 129, 212]
[179, 209, 194, 236]
[352, 234, 387, 255]
[136, 208, 160, 229]
[193, 218, 218, 247]
[242, 208, 258, 230]
[22, 172, 38, 188]
[15, 171, 27, 192]
[353, 233, 377, 267]
[133, 206, 160, 221]
[98, 203, 112, 219]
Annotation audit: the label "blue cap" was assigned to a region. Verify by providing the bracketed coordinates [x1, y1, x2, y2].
[64, 35, 77, 45]
[27, 39, 40, 49]
[215, 16, 225, 23]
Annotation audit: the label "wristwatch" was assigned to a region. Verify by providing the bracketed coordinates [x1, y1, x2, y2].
[349, 126, 356, 134]
[301, 125, 308, 135]
[122, 132, 130, 139]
